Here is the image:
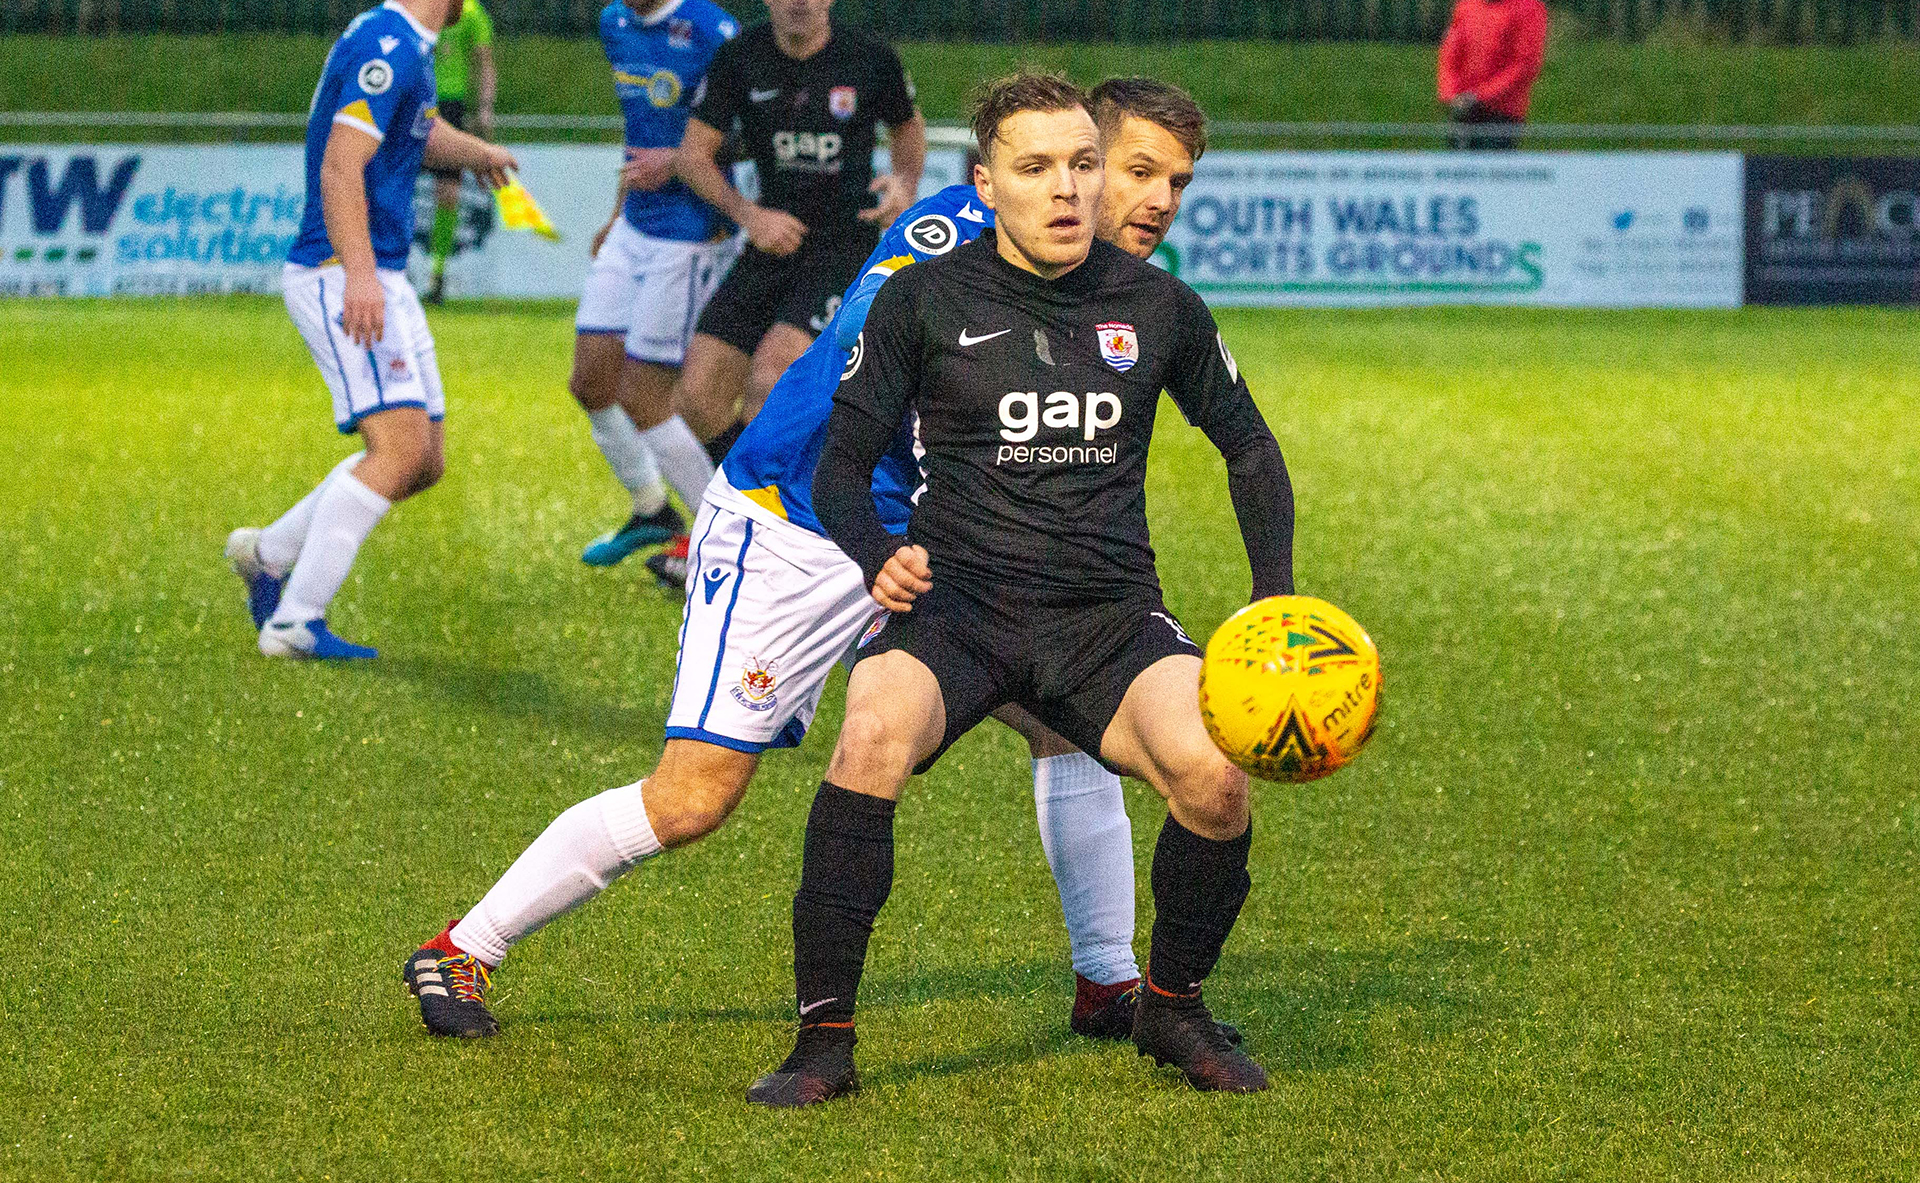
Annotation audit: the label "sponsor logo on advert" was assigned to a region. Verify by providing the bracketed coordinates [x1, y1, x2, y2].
[731, 659, 780, 711]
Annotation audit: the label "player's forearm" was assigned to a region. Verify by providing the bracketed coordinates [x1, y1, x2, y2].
[675, 148, 753, 224]
[423, 119, 493, 170]
[319, 159, 378, 274]
[475, 53, 497, 123]
[1223, 429, 1296, 600]
[815, 404, 905, 587]
[886, 114, 927, 189]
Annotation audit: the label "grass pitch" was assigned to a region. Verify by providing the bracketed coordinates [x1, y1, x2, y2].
[3, 298, 1917, 1180]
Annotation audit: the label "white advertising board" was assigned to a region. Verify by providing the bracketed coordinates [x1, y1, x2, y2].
[1, 144, 1739, 307]
[1152, 151, 1745, 308]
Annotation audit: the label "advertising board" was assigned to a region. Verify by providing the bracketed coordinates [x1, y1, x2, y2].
[1152, 151, 1745, 308]
[1744, 155, 1920, 305]
[2, 145, 1746, 308]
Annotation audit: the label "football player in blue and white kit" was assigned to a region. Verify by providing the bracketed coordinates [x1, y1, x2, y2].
[403, 79, 1207, 1044]
[570, 0, 744, 568]
[225, 0, 516, 659]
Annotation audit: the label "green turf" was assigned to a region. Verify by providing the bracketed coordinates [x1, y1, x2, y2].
[3, 33, 1916, 147]
[3, 299, 1917, 1180]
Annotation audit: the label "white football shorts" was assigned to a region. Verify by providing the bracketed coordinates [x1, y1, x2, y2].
[664, 475, 887, 753]
[282, 263, 444, 434]
[575, 218, 743, 366]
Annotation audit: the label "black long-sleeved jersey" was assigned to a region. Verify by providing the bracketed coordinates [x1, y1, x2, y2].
[816, 230, 1294, 605]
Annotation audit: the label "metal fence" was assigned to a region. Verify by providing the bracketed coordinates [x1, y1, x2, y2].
[4, 0, 1915, 42]
[7, 110, 1918, 154]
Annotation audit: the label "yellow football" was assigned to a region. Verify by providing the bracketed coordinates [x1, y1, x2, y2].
[1199, 595, 1381, 783]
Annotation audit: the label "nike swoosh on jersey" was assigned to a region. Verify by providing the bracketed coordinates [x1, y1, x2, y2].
[749, 87, 780, 102]
[958, 329, 1011, 347]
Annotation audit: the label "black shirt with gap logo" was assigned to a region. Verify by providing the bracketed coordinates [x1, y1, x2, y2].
[818, 230, 1294, 606]
[689, 21, 916, 235]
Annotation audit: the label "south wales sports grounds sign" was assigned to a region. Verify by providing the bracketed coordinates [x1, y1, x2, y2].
[1152, 150, 1744, 308]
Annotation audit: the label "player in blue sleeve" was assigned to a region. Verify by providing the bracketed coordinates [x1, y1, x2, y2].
[402, 79, 1211, 1050]
[568, 0, 746, 570]
[224, 0, 515, 660]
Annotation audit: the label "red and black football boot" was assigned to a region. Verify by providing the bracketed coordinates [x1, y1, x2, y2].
[402, 921, 500, 1039]
[1073, 974, 1242, 1045]
[1133, 981, 1267, 1093]
[644, 534, 691, 592]
[745, 1025, 859, 1108]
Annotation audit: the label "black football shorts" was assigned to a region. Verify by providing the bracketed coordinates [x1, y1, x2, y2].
[695, 228, 876, 353]
[852, 580, 1203, 775]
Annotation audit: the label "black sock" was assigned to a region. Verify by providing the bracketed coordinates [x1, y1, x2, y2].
[791, 781, 896, 1038]
[1145, 814, 1252, 1000]
[704, 419, 746, 465]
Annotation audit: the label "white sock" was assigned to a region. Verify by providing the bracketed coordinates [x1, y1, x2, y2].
[269, 470, 390, 625]
[451, 779, 663, 967]
[639, 416, 714, 513]
[258, 451, 364, 576]
[586, 405, 668, 516]
[1034, 753, 1141, 986]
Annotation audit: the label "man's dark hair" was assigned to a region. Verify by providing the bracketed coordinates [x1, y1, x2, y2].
[1088, 77, 1208, 164]
[969, 71, 1092, 162]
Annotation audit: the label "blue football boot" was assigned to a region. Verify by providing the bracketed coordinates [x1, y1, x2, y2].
[225, 528, 286, 628]
[581, 502, 685, 567]
[258, 618, 379, 661]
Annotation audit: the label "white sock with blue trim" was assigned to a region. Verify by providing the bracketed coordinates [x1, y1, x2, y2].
[1034, 753, 1142, 986]
[639, 416, 714, 515]
[586, 405, 668, 516]
[450, 779, 663, 967]
[257, 451, 364, 576]
[269, 470, 389, 626]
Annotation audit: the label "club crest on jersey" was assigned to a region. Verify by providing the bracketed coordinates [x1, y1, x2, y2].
[358, 59, 394, 96]
[667, 17, 694, 48]
[829, 86, 857, 120]
[732, 658, 780, 711]
[858, 613, 888, 649]
[1096, 322, 1138, 372]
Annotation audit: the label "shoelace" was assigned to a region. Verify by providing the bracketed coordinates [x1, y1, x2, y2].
[438, 952, 491, 1004]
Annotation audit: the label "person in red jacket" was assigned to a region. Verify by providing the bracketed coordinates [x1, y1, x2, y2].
[1437, 0, 1548, 149]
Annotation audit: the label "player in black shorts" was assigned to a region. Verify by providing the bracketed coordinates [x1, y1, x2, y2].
[670, 0, 924, 463]
[744, 74, 1297, 1106]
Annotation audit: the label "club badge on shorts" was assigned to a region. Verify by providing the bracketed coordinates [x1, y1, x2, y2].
[829, 86, 857, 120]
[1096, 322, 1138, 373]
[732, 658, 780, 711]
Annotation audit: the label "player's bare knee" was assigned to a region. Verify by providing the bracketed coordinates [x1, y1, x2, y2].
[827, 707, 914, 791]
[568, 371, 612, 411]
[1169, 754, 1250, 836]
[414, 448, 446, 492]
[646, 770, 747, 848]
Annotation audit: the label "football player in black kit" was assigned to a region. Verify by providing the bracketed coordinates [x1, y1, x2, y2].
[745, 73, 1297, 1107]
[672, 0, 926, 463]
